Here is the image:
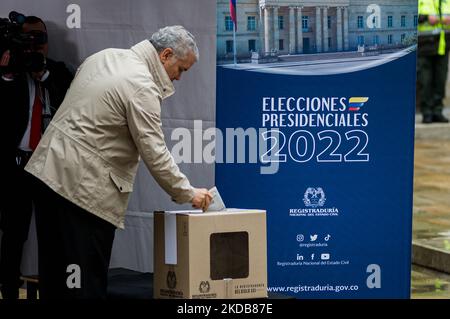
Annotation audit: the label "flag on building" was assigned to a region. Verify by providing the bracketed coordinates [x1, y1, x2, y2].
[229, 0, 237, 31]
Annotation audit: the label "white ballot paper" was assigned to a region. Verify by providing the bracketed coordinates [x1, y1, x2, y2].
[206, 186, 226, 212]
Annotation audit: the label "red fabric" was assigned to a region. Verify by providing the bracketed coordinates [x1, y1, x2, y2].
[29, 84, 42, 151]
[229, 0, 237, 30]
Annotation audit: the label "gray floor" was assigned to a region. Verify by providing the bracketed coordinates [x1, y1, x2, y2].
[412, 106, 450, 299]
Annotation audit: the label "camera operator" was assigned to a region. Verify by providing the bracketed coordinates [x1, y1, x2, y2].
[0, 15, 73, 299]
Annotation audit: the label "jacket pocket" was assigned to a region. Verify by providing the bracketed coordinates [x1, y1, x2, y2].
[109, 172, 133, 193]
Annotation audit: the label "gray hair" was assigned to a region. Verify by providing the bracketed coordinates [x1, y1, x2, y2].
[150, 25, 199, 60]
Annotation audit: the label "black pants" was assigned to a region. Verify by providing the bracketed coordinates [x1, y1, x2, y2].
[417, 52, 450, 116]
[0, 150, 34, 299]
[33, 177, 116, 299]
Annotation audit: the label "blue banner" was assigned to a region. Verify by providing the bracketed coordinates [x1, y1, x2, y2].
[215, 49, 416, 298]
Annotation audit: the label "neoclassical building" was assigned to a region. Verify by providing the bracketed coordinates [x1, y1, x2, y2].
[217, 0, 418, 60]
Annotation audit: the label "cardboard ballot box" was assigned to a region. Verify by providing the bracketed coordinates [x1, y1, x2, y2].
[153, 209, 267, 299]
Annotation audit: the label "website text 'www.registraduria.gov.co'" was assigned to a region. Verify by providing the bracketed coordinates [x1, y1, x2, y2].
[268, 284, 359, 294]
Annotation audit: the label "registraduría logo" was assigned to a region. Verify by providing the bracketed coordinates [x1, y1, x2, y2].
[167, 270, 177, 289]
[303, 187, 326, 208]
[199, 281, 211, 294]
[289, 187, 339, 217]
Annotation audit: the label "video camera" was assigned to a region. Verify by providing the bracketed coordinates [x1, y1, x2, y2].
[0, 11, 47, 75]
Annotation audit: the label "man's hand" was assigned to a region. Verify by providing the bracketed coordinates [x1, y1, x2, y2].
[0, 50, 14, 80]
[191, 188, 213, 212]
[1, 50, 10, 67]
[428, 15, 439, 25]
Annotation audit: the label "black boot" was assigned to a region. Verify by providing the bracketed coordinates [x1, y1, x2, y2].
[432, 114, 449, 123]
[422, 114, 433, 124]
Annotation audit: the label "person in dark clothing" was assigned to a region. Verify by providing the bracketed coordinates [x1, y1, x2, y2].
[417, 0, 450, 123]
[0, 15, 73, 299]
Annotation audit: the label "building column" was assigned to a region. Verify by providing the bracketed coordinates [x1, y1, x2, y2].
[323, 7, 329, 52]
[343, 6, 349, 50]
[297, 6, 303, 53]
[273, 6, 279, 52]
[264, 6, 272, 53]
[259, 5, 265, 53]
[289, 6, 295, 54]
[337, 7, 343, 51]
[315, 7, 322, 53]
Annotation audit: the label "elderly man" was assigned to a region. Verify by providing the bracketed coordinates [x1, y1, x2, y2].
[25, 26, 212, 299]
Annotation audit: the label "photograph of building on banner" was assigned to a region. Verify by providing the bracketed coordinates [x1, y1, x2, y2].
[217, 0, 418, 74]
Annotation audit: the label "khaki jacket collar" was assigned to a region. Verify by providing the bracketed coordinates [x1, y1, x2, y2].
[131, 40, 175, 100]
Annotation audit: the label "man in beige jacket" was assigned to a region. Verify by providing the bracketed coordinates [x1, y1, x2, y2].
[25, 26, 212, 298]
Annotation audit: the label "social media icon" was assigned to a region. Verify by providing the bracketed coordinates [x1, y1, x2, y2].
[310, 234, 318, 242]
[311, 253, 315, 260]
[321, 253, 330, 260]
[324, 234, 331, 241]
[296, 234, 304, 242]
